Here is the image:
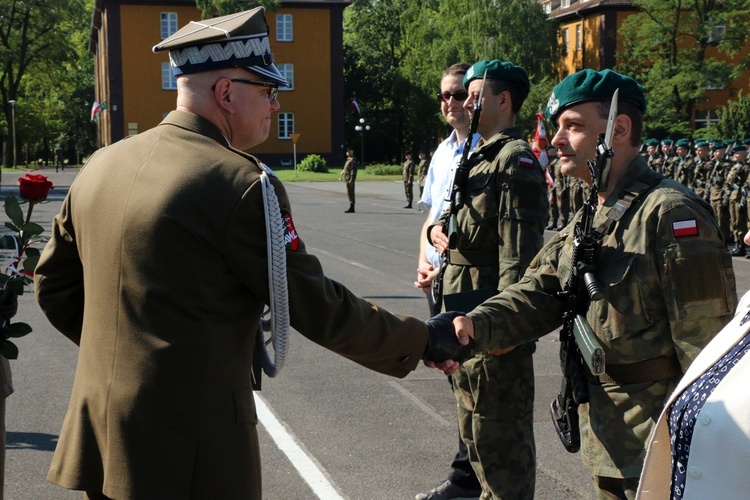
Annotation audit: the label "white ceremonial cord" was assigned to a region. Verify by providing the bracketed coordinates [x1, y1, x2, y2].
[258, 169, 290, 377]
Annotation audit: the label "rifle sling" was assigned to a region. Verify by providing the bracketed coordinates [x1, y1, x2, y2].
[594, 353, 682, 385]
[448, 249, 499, 267]
[592, 169, 662, 236]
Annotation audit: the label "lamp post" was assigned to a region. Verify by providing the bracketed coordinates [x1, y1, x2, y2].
[8, 100, 16, 168]
[354, 117, 370, 166]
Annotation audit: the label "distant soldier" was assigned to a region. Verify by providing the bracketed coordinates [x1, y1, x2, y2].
[728, 145, 750, 255]
[709, 142, 733, 245]
[653, 139, 676, 178]
[340, 146, 358, 213]
[403, 150, 416, 209]
[691, 140, 712, 201]
[644, 138, 660, 170]
[549, 146, 570, 230]
[417, 150, 429, 199]
[673, 138, 695, 187]
[54, 144, 64, 172]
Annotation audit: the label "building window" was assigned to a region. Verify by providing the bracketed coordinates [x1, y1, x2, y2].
[278, 112, 294, 139]
[543, 1, 551, 13]
[562, 27, 569, 54]
[161, 12, 178, 40]
[562, 0, 570, 8]
[708, 25, 725, 43]
[162, 62, 177, 90]
[128, 122, 138, 136]
[277, 14, 293, 42]
[694, 109, 719, 129]
[576, 24, 582, 51]
[277, 64, 294, 90]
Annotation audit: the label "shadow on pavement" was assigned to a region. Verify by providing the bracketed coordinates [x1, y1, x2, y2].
[6, 431, 58, 452]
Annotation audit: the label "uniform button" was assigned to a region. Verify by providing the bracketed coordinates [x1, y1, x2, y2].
[398, 355, 411, 363]
[688, 467, 701, 479]
[698, 413, 711, 425]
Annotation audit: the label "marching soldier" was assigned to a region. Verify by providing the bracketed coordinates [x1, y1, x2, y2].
[653, 139, 676, 178]
[709, 142, 733, 244]
[691, 140, 712, 201]
[644, 139, 660, 170]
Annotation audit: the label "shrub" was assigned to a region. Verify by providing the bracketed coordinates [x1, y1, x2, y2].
[297, 154, 328, 173]
[365, 163, 402, 175]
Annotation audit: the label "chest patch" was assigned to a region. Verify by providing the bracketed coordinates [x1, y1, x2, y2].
[283, 213, 300, 251]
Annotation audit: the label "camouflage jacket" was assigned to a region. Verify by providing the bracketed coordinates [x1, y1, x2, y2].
[690, 158, 712, 199]
[342, 157, 357, 182]
[467, 156, 737, 477]
[724, 162, 749, 202]
[402, 159, 415, 184]
[434, 127, 548, 298]
[709, 159, 732, 203]
[673, 156, 695, 186]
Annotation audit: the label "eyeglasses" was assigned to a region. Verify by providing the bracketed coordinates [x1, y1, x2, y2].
[436, 91, 469, 103]
[212, 78, 279, 101]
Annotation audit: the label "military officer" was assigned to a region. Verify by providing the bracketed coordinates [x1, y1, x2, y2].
[340, 146, 358, 213]
[34, 8, 464, 499]
[432, 69, 737, 499]
[428, 59, 548, 500]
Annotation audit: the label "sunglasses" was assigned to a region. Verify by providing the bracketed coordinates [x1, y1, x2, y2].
[212, 78, 279, 101]
[436, 91, 469, 103]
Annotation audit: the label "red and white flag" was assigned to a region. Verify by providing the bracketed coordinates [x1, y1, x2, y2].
[672, 220, 698, 237]
[90, 101, 101, 122]
[533, 113, 549, 168]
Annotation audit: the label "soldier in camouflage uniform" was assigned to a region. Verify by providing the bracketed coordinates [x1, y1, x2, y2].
[652, 139, 676, 179]
[428, 60, 548, 500]
[690, 140, 712, 201]
[728, 145, 750, 256]
[546, 156, 559, 230]
[644, 139, 659, 170]
[672, 138, 695, 187]
[709, 142, 733, 245]
[432, 69, 737, 500]
[403, 151, 416, 209]
[340, 146, 358, 213]
[417, 150, 429, 199]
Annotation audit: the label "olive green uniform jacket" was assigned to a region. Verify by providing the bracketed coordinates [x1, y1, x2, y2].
[35, 111, 428, 499]
[466, 157, 737, 478]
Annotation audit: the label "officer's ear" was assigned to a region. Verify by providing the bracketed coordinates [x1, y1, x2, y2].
[212, 78, 234, 111]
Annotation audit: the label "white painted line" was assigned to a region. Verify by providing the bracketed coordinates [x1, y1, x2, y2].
[387, 380, 452, 427]
[255, 393, 344, 500]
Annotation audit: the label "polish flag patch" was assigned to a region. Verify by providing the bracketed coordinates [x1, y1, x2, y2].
[672, 220, 698, 238]
[519, 157, 535, 168]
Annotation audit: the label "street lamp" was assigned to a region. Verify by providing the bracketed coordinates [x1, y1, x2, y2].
[8, 100, 16, 168]
[354, 117, 370, 166]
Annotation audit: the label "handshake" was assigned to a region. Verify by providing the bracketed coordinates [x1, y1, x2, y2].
[422, 311, 476, 363]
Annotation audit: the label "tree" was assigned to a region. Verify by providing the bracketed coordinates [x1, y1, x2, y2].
[616, 0, 750, 138]
[711, 91, 750, 140]
[195, 0, 279, 18]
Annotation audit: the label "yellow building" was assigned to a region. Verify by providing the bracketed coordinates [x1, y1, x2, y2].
[89, 0, 350, 166]
[542, 0, 750, 131]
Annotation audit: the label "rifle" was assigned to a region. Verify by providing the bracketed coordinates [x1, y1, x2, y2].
[432, 69, 487, 312]
[549, 90, 618, 453]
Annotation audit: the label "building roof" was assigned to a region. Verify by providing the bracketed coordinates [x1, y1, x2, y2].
[541, 0, 636, 20]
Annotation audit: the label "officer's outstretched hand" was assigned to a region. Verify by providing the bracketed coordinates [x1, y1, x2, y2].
[423, 312, 476, 372]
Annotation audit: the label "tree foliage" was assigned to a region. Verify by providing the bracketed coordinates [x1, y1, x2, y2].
[711, 91, 750, 140]
[344, 0, 560, 163]
[0, 0, 94, 169]
[195, 0, 279, 18]
[616, 0, 750, 139]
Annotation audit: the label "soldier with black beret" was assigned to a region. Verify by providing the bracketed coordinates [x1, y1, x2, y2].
[430, 68, 736, 499]
[35, 8, 465, 499]
[428, 59, 548, 500]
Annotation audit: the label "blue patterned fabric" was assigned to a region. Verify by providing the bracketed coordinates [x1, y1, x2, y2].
[668, 331, 750, 498]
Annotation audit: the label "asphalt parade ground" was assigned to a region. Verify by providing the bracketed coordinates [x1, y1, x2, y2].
[2, 169, 749, 499]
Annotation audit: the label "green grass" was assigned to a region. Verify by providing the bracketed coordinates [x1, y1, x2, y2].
[271, 165, 401, 183]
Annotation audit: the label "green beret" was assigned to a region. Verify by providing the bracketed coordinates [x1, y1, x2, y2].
[733, 145, 748, 153]
[464, 60, 530, 93]
[712, 141, 726, 150]
[743, 138, 750, 145]
[709, 138, 720, 144]
[675, 139, 691, 148]
[661, 139, 673, 146]
[546, 69, 646, 121]
[645, 138, 659, 147]
[694, 140, 709, 148]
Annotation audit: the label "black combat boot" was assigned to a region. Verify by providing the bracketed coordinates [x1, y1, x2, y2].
[732, 243, 746, 257]
[546, 219, 557, 230]
[345, 204, 355, 213]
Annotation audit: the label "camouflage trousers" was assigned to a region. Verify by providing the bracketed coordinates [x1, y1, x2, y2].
[729, 199, 747, 243]
[592, 475, 638, 499]
[452, 343, 536, 500]
[711, 199, 731, 243]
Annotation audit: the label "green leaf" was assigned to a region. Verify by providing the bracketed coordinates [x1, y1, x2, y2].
[0, 235, 17, 250]
[4, 194, 24, 228]
[5, 278, 24, 296]
[0, 341, 18, 360]
[20, 222, 45, 237]
[24, 247, 40, 258]
[4, 323, 32, 338]
[4, 222, 18, 233]
[23, 254, 40, 272]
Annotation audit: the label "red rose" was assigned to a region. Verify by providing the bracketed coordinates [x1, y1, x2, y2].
[18, 174, 54, 202]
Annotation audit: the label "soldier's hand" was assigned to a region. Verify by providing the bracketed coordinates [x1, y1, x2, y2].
[429, 226, 450, 255]
[423, 311, 475, 364]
